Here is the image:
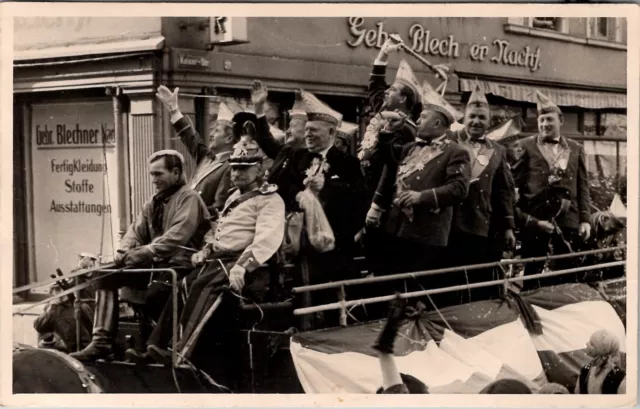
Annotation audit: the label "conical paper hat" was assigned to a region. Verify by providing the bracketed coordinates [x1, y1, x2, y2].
[487, 114, 525, 145]
[288, 92, 308, 119]
[421, 81, 463, 125]
[336, 121, 359, 143]
[300, 90, 342, 126]
[394, 59, 422, 103]
[467, 79, 489, 107]
[216, 102, 235, 128]
[535, 90, 562, 115]
[609, 194, 627, 219]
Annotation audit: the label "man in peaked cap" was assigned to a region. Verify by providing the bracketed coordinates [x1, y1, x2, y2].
[248, 82, 367, 287]
[366, 81, 471, 300]
[359, 37, 423, 201]
[157, 86, 239, 214]
[445, 81, 516, 302]
[71, 150, 210, 361]
[514, 91, 591, 290]
[126, 138, 285, 379]
[334, 120, 359, 154]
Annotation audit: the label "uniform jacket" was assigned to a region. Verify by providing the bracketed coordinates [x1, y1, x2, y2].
[120, 185, 210, 268]
[447, 129, 515, 238]
[173, 116, 232, 212]
[360, 63, 416, 200]
[514, 135, 591, 229]
[203, 186, 286, 273]
[252, 117, 368, 258]
[374, 137, 471, 247]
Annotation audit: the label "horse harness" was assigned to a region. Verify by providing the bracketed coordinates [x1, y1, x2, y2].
[13, 343, 104, 393]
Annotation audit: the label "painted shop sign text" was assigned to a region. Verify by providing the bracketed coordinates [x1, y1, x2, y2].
[346, 17, 542, 72]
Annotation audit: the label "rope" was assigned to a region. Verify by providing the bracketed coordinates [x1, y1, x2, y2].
[410, 273, 454, 333]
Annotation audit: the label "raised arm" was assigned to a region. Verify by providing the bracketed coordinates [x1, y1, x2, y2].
[250, 80, 284, 159]
[156, 85, 209, 165]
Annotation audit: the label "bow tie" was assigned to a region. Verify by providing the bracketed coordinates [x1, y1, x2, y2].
[469, 137, 486, 145]
[543, 137, 560, 145]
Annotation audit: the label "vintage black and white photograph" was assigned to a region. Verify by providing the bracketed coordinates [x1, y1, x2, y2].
[5, 5, 637, 404]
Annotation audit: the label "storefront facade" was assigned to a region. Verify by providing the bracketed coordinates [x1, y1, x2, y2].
[13, 16, 627, 286]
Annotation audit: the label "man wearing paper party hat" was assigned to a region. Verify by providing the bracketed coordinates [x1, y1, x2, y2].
[445, 81, 516, 301]
[334, 120, 359, 154]
[157, 86, 238, 213]
[365, 81, 470, 292]
[249, 80, 367, 286]
[514, 90, 592, 289]
[359, 38, 423, 201]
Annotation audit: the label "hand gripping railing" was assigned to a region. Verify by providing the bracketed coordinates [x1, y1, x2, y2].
[292, 246, 626, 323]
[13, 268, 181, 369]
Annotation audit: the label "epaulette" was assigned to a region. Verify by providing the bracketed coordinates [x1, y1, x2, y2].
[259, 183, 278, 195]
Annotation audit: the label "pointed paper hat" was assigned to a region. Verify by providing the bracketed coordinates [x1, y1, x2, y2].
[288, 91, 308, 120]
[467, 79, 489, 107]
[535, 90, 562, 115]
[394, 59, 422, 104]
[148, 149, 185, 166]
[487, 114, 525, 145]
[421, 81, 463, 125]
[609, 194, 627, 219]
[300, 90, 343, 126]
[229, 135, 264, 166]
[216, 102, 235, 128]
[336, 121, 359, 143]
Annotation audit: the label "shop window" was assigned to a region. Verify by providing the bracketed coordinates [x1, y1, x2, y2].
[489, 104, 522, 130]
[601, 113, 627, 139]
[560, 112, 579, 134]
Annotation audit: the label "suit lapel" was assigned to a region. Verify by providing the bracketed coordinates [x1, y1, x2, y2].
[190, 154, 229, 189]
[398, 143, 445, 181]
[535, 135, 570, 171]
[470, 142, 495, 180]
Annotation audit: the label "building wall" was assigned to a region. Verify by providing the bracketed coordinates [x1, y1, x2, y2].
[165, 17, 626, 90]
[14, 17, 162, 51]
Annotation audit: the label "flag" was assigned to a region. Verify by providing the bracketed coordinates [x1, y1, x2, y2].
[290, 282, 626, 394]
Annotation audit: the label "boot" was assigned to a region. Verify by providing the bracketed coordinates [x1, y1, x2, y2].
[70, 289, 117, 361]
[125, 348, 153, 364]
[147, 344, 173, 366]
[372, 294, 407, 355]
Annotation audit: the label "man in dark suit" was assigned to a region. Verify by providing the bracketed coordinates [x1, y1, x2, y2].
[514, 91, 591, 289]
[358, 38, 424, 278]
[249, 81, 368, 285]
[366, 81, 471, 286]
[157, 86, 235, 213]
[359, 37, 421, 201]
[446, 82, 516, 302]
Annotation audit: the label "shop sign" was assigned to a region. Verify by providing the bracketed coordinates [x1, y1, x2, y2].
[178, 53, 210, 69]
[346, 17, 542, 73]
[31, 101, 119, 281]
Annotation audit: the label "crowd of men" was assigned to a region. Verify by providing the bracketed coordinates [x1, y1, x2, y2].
[68, 38, 596, 373]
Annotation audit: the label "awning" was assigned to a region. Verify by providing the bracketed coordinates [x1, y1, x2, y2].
[14, 36, 165, 61]
[460, 78, 626, 110]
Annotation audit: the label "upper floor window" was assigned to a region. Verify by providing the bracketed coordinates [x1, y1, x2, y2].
[505, 17, 626, 48]
[587, 17, 623, 42]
